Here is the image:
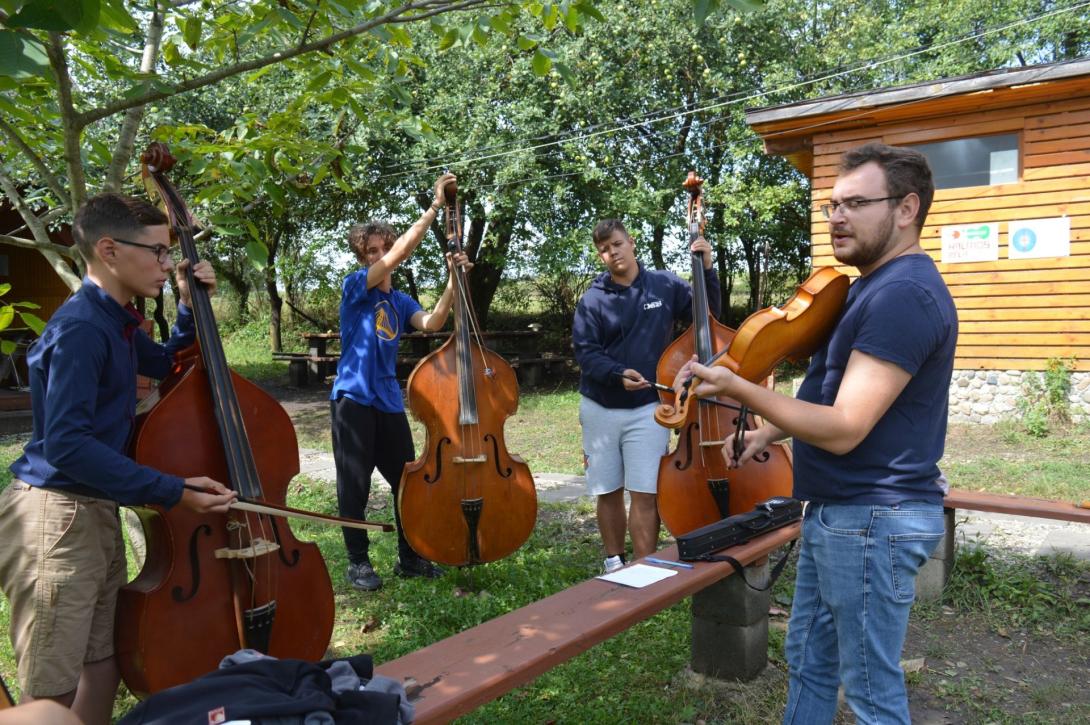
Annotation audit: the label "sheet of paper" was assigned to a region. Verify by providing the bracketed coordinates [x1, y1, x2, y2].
[596, 563, 678, 588]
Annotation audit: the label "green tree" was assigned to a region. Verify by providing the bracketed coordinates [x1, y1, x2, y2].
[0, 0, 607, 297]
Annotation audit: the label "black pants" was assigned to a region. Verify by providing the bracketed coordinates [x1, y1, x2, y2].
[330, 396, 418, 565]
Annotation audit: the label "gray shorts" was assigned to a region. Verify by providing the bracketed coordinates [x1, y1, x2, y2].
[579, 397, 669, 496]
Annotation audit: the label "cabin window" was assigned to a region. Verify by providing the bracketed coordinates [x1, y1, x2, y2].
[907, 133, 1019, 189]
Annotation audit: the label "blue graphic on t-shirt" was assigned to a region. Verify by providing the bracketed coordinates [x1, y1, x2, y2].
[1011, 228, 1036, 253]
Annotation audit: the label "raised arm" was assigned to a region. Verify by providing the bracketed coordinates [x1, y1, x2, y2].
[366, 172, 455, 289]
[411, 252, 473, 331]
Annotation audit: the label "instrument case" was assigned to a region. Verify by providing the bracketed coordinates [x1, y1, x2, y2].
[677, 497, 802, 561]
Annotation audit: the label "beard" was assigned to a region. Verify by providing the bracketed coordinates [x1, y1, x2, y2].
[833, 212, 896, 269]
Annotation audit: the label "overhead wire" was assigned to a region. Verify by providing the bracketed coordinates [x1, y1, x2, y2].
[374, 0, 1090, 183]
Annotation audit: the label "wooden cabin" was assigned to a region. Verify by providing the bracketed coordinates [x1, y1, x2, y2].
[0, 204, 75, 392]
[745, 59, 1090, 422]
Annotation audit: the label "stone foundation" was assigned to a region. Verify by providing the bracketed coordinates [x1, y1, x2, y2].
[947, 370, 1090, 424]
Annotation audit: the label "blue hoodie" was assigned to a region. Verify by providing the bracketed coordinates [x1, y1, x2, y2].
[572, 263, 720, 409]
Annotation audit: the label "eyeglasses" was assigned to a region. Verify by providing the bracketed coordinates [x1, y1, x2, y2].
[113, 237, 173, 264]
[820, 196, 905, 219]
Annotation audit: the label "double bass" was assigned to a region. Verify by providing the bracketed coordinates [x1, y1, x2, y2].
[654, 172, 793, 536]
[398, 181, 537, 566]
[115, 143, 355, 696]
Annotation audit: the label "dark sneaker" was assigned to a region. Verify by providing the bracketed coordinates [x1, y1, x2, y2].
[346, 561, 382, 591]
[394, 557, 444, 579]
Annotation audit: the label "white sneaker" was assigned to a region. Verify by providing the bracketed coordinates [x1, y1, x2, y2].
[603, 555, 625, 574]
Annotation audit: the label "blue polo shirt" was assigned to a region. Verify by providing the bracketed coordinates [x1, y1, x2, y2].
[793, 254, 957, 506]
[330, 269, 422, 413]
[9, 279, 196, 506]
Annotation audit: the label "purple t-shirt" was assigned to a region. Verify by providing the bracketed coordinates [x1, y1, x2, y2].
[792, 254, 958, 505]
[330, 269, 422, 413]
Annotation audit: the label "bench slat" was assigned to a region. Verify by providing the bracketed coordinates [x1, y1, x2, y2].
[944, 487, 1090, 523]
[375, 525, 800, 724]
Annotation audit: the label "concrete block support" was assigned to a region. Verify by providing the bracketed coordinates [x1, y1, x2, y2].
[691, 561, 770, 681]
[915, 507, 956, 602]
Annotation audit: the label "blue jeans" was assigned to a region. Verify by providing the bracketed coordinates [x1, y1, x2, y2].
[783, 502, 944, 725]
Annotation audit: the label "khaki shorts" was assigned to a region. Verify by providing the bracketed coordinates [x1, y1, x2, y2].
[0, 481, 126, 697]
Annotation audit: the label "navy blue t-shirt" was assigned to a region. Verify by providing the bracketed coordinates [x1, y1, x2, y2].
[330, 269, 422, 413]
[792, 254, 957, 505]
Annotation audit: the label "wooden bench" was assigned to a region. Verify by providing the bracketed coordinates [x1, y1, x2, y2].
[374, 525, 800, 724]
[509, 355, 574, 386]
[944, 488, 1090, 524]
[917, 488, 1090, 600]
[271, 352, 340, 386]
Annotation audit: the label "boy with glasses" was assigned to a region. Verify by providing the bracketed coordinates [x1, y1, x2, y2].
[0, 193, 237, 724]
[679, 143, 956, 724]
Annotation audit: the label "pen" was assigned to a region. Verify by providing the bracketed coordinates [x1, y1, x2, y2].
[645, 556, 694, 570]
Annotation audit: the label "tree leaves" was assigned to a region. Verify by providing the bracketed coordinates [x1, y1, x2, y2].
[0, 31, 48, 79]
[4, 0, 100, 33]
[183, 16, 203, 51]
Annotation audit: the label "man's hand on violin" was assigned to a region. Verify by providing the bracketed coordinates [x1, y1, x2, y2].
[179, 477, 237, 514]
[674, 355, 736, 398]
[433, 172, 457, 208]
[690, 235, 714, 270]
[175, 259, 216, 307]
[621, 368, 651, 391]
[724, 428, 773, 469]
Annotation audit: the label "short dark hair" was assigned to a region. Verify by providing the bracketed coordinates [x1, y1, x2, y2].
[592, 218, 629, 246]
[72, 193, 168, 262]
[348, 221, 397, 261]
[839, 143, 934, 230]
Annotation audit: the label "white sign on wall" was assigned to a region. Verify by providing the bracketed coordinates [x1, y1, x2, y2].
[1007, 217, 1071, 259]
[941, 223, 999, 263]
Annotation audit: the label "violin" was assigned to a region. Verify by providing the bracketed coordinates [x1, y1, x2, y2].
[397, 181, 537, 566]
[655, 172, 793, 535]
[655, 266, 850, 430]
[115, 143, 366, 696]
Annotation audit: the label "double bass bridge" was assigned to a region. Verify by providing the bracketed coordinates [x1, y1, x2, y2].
[452, 454, 487, 464]
[214, 537, 281, 560]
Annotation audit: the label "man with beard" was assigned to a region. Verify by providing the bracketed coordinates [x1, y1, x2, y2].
[676, 143, 956, 724]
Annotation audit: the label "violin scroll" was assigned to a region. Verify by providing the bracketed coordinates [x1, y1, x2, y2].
[654, 266, 850, 430]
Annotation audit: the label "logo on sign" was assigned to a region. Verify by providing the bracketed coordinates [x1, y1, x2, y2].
[1011, 228, 1037, 253]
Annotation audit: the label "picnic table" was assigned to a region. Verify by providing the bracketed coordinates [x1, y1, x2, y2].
[281, 329, 569, 386]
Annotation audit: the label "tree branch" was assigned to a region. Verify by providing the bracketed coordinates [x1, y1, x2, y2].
[76, 0, 492, 128]
[46, 32, 87, 206]
[0, 233, 77, 258]
[0, 170, 82, 291]
[0, 119, 69, 206]
[105, 2, 165, 192]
